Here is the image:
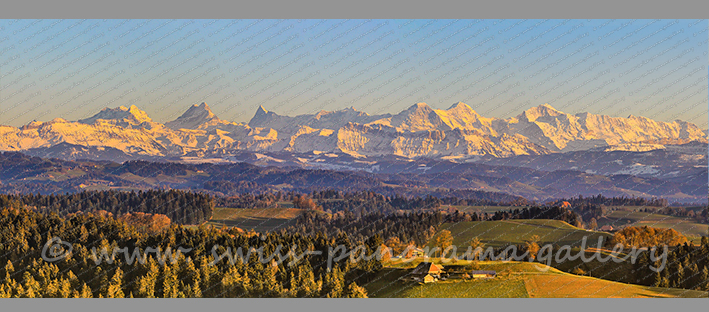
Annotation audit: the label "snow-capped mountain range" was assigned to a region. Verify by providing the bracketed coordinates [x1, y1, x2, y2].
[0, 102, 706, 160]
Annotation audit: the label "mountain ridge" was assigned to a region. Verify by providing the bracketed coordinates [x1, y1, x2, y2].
[0, 102, 705, 160]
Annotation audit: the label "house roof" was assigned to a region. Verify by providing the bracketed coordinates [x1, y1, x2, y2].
[411, 262, 444, 275]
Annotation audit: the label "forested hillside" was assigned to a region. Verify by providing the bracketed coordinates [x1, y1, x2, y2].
[0, 190, 214, 225]
[0, 207, 375, 298]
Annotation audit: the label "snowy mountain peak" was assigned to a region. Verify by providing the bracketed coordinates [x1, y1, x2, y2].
[165, 102, 220, 130]
[2, 101, 706, 161]
[447, 101, 473, 111]
[520, 103, 565, 122]
[387, 102, 448, 132]
[190, 102, 216, 119]
[409, 102, 433, 111]
[398, 103, 436, 118]
[445, 102, 482, 117]
[249, 105, 278, 128]
[78, 105, 152, 125]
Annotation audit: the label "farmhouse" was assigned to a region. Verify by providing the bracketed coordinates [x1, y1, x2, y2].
[401, 247, 426, 258]
[410, 262, 445, 283]
[599, 225, 614, 231]
[411, 247, 425, 257]
[470, 270, 496, 279]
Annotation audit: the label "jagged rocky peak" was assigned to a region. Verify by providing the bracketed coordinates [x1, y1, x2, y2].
[185, 102, 217, 119]
[255, 105, 269, 115]
[78, 105, 152, 125]
[165, 102, 221, 130]
[249, 105, 279, 127]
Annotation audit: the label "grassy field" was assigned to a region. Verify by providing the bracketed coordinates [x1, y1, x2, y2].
[384, 277, 530, 298]
[597, 210, 708, 242]
[204, 207, 306, 232]
[363, 260, 708, 298]
[426, 219, 612, 250]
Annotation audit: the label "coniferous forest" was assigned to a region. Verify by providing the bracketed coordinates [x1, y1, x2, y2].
[0, 190, 214, 225]
[0, 207, 373, 298]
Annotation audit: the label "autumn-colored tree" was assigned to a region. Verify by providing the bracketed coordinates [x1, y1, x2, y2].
[469, 237, 485, 260]
[571, 267, 585, 275]
[119, 212, 171, 234]
[293, 195, 320, 210]
[385, 237, 404, 256]
[525, 235, 541, 260]
[609, 226, 687, 248]
[436, 230, 454, 257]
[379, 244, 393, 261]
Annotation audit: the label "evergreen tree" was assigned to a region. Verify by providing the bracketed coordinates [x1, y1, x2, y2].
[344, 282, 368, 298]
[700, 266, 709, 291]
[106, 267, 125, 298]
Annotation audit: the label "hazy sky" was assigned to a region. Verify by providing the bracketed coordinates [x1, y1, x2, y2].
[1, 19, 707, 128]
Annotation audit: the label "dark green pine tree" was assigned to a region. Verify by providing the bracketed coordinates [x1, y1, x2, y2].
[675, 262, 685, 289]
[685, 263, 699, 289]
[700, 266, 709, 291]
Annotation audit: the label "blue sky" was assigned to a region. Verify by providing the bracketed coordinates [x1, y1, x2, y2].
[1, 19, 707, 128]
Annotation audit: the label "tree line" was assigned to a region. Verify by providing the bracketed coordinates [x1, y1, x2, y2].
[633, 237, 709, 291]
[550, 194, 669, 208]
[0, 190, 214, 225]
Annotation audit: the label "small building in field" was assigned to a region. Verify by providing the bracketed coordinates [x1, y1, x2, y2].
[410, 262, 445, 283]
[411, 248, 425, 257]
[470, 270, 496, 279]
[401, 247, 426, 258]
[599, 225, 614, 231]
[423, 274, 436, 283]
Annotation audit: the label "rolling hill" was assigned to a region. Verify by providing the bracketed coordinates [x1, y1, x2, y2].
[426, 219, 612, 249]
[365, 260, 708, 298]
[597, 210, 708, 242]
[204, 206, 310, 233]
